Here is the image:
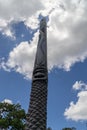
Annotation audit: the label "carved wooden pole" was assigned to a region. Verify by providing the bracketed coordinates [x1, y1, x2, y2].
[25, 18, 48, 130]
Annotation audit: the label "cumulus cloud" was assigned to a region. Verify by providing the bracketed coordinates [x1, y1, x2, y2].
[0, 19, 15, 38]
[2, 99, 13, 104]
[1, 0, 87, 78]
[0, 0, 61, 35]
[3, 31, 39, 79]
[0, 0, 44, 20]
[0, 0, 44, 36]
[47, 0, 87, 70]
[64, 81, 87, 121]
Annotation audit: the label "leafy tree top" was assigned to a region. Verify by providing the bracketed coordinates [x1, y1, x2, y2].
[62, 127, 76, 130]
[0, 102, 26, 130]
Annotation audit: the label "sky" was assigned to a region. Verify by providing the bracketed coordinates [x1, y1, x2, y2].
[0, 0, 87, 129]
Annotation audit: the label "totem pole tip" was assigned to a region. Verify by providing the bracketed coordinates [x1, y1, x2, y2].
[41, 17, 46, 21]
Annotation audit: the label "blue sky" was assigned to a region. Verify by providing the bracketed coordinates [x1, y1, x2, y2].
[0, 0, 87, 130]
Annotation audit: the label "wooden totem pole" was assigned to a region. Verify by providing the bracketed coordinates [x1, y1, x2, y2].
[25, 18, 48, 130]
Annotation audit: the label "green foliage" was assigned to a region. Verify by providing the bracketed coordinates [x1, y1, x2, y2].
[47, 127, 52, 130]
[0, 102, 26, 130]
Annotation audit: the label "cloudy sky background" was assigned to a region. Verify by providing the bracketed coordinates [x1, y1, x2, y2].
[0, 0, 87, 129]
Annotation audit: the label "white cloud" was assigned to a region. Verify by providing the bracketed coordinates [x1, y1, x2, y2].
[0, 0, 60, 35]
[3, 31, 39, 79]
[0, 0, 44, 36]
[73, 81, 87, 90]
[64, 91, 87, 121]
[24, 15, 39, 30]
[47, 0, 87, 71]
[0, 61, 10, 72]
[2, 99, 13, 104]
[0, 19, 7, 28]
[1, 0, 87, 77]
[64, 81, 87, 121]
[0, 0, 43, 20]
[0, 19, 15, 38]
